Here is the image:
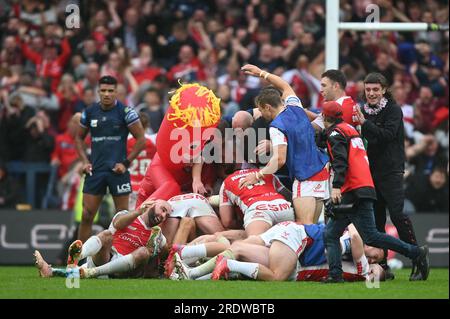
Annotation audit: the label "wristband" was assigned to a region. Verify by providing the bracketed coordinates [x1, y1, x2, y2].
[264, 72, 270, 80]
[122, 159, 131, 168]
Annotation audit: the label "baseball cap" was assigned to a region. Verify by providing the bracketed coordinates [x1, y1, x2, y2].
[322, 101, 343, 118]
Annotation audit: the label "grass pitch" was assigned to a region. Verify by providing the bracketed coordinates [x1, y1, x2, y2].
[0, 267, 448, 299]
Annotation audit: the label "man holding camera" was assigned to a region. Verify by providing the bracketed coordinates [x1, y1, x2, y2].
[320, 101, 429, 283]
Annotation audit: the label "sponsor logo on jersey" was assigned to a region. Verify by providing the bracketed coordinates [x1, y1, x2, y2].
[117, 183, 131, 194]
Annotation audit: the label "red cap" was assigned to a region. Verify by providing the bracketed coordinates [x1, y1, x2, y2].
[322, 101, 343, 118]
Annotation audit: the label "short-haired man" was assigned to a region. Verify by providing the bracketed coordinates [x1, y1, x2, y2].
[75, 75, 146, 242]
[321, 101, 429, 282]
[320, 69, 359, 128]
[239, 64, 329, 224]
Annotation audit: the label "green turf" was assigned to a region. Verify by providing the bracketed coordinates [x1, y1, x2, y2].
[0, 267, 447, 299]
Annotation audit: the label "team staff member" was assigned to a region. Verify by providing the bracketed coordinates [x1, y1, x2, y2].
[239, 64, 329, 225]
[355, 73, 418, 279]
[75, 76, 145, 242]
[321, 101, 429, 283]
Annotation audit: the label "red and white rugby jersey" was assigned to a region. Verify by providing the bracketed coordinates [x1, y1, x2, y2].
[336, 96, 359, 127]
[220, 169, 287, 213]
[110, 212, 154, 256]
[296, 262, 367, 282]
[127, 134, 157, 192]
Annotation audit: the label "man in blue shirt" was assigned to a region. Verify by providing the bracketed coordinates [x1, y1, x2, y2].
[239, 64, 329, 225]
[75, 76, 145, 242]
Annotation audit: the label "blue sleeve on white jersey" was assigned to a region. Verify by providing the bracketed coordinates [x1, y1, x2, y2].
[124, 106, 140, 126]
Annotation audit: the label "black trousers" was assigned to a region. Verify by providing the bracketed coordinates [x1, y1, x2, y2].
[373, 173, 418, 264]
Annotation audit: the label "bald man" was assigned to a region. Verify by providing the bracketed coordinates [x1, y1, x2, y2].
[232, 111, 254, 130]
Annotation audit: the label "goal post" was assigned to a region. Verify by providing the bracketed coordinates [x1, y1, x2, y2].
[325, 0, 449, 70]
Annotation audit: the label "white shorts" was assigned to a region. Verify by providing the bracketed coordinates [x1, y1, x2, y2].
[259, 221, 308, 255]
[259, 221, 309, 281]
[292, 178, 330, 200]
[243, 199, 295, 228]
[169, 193, 219, 218]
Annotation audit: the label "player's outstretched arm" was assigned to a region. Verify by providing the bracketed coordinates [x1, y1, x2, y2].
[241, 64, 295, 101]
[241, 64, 318, 122]
[113, 203, 153, 230]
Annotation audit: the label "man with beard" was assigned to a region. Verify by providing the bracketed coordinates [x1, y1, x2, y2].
[34, 200, 171, 279]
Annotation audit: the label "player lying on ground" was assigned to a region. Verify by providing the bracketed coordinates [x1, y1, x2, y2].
[169, 222, 385, 282]
[34, 200, 172, 279]
[160, 193, 226, 246]
[219, 168, 294, 236]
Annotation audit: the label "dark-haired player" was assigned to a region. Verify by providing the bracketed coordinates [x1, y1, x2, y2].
[75, 75, 145, 242]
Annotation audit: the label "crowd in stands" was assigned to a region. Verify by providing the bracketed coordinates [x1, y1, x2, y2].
[0, 0, 448, 213]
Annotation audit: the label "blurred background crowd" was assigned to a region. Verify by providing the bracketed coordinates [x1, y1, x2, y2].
[0, 0, 448, 214]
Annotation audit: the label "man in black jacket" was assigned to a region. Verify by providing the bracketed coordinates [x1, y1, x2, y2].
[322, 101, 429, 283]
[355, 73, 418, 280]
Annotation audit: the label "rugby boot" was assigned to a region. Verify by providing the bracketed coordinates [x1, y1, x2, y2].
[211, 255, 230, 280]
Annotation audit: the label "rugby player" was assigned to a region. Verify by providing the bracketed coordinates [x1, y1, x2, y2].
[75, 75, 146, 242]
[171, 223, 385, 282]
[239, 64, 330, 225]
[219, 168, 294, 236]
[35, 200, 171, 279]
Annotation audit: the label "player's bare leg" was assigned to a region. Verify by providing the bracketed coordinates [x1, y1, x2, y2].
[293, 197, 316, 224]
[214, 241, 297, 281]
[230, 240, 270, 266]
[245, 220, 272, 237]
[112, 194, 130, 212]
[313, 199, 324, 223]
[91, 230, 114, 267]
[34, 250, 53, 278]
[172, 217, 196, 245]
[194, 216, 225, 234]
[256, 241, 297, 281]
[161, 217, 181, 246]
[78, 193, 103, 242]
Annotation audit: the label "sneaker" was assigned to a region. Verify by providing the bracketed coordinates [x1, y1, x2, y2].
[146, 226, 162, 257]
[173, 252, 190, 280]
[410, 245, 430, 281]
[34, 250, 52, 278]
[67, 240, 83, 267]
[321, 275, 344, 284]
[211, 255, 230, 280]
[164, 244, 184, 278]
